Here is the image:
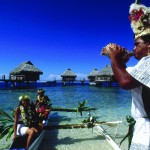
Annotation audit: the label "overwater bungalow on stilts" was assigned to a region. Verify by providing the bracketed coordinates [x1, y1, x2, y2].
[61, 68, 77, 85]
[87, 69, 99, 85]
[95, 65, 119, 87]
[1, 61, 43, 89]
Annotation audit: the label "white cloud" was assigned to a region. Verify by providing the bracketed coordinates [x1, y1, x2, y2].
[46, 74, 61, 81]
[75, 73, 88, 80]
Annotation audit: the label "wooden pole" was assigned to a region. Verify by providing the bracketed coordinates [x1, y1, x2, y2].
[43, 121, 122, 130]
[51, 107, 96, 112]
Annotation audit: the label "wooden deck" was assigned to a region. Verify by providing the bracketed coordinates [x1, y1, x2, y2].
[0, 75, 37, 89]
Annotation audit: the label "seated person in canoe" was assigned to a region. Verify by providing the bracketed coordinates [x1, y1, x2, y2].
[13, 95, 39, 149]
[34, 89, 52, 127]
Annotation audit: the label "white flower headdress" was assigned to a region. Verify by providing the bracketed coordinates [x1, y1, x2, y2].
[129, 2, 150, 39]
[19, 95, 30, 101]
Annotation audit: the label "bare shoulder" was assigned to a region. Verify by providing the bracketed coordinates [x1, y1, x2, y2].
[15, 107, 21, 114]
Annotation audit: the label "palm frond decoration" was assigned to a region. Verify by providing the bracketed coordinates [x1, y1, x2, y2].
[77, 100, 88, 116]
[0, 109, 14, 121]
[120, 115, 136, 150]
[82, 116, 97, 127]
[82, 115, 97, 133]
[0, 109, 15, 141]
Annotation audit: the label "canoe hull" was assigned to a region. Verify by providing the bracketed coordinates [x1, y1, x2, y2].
[9, 130, 45, 150]
[9, 120, 48, 150]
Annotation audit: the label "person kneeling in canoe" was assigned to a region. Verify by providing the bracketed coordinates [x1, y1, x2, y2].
[13, 95, 39, 149]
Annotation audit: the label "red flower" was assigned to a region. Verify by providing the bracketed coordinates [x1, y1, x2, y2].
[36, 105, 50, 119]
[129, 8, 144, 22]
[36, 106, 46, 113]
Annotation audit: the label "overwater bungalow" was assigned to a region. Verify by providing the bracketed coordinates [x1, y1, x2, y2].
[9, 61, 43, 88]
[95, 65, 118, 86]
[61, 68, 77, 85]
[87, 69, 99, 85]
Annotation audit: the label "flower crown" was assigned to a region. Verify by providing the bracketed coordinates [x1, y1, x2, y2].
[19, 95, 30, 101]
[129, 3, 150, 39]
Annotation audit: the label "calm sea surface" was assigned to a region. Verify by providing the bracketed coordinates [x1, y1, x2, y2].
[0, 85, 131, 150]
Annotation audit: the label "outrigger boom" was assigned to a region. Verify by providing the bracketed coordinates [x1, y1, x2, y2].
[95, 125, 121, 150]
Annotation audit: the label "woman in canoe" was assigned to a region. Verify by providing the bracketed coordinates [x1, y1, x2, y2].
[13, 95, 39, 149]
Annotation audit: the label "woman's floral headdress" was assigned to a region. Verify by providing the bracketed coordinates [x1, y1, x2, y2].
[19, 95, 30, 101]
[129, 2, 150, 39]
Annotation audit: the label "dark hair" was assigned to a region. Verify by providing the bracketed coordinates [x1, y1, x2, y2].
[38, 89, 45, 93]
[19, 101, 22, 106]
[140, 34, 150, 44]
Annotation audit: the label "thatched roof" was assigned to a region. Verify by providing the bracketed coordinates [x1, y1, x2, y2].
[61, 68, 77, 77]
[10, 61, 43, 75]
[97, 65, 113, 76]
[87, 69, 99, 77]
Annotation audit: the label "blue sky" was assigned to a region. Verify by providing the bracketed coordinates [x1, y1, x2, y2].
[0, 0, 149, 80]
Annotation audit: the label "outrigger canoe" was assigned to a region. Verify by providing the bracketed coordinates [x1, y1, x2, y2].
[9, 120, 48, 150]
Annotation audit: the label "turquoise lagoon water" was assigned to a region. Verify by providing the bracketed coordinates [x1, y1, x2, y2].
[0, 85, 131, 150]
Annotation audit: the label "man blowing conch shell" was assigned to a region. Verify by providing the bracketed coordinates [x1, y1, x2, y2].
[101, 1, 150, 150]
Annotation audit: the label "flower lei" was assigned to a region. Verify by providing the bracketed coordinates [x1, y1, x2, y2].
[35, 95, 51, 120]
[20, 105, 32, 126]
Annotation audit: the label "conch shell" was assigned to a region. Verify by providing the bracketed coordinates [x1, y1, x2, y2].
[101, 43, 133, 63]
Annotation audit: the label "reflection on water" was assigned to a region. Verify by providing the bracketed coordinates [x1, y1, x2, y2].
[0, 85, 131, 149]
